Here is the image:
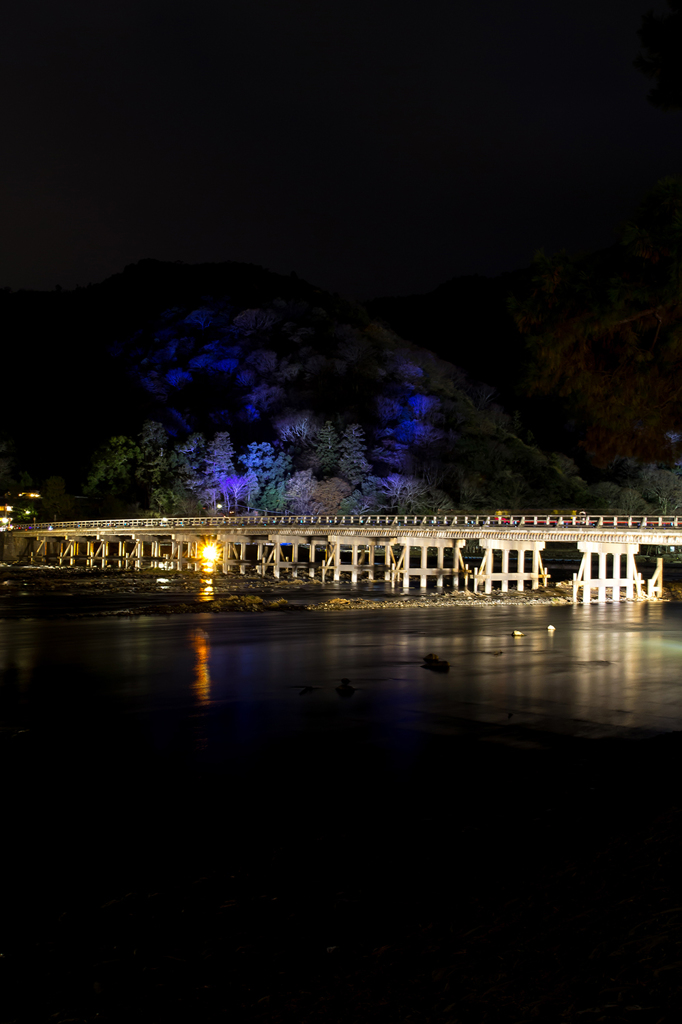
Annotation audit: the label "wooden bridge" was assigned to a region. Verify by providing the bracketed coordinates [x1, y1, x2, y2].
[4, 512, 679, 602]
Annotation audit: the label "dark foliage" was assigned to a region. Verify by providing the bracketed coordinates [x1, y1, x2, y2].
[511, 177, 682, 464]
[635, 1, 682, 111]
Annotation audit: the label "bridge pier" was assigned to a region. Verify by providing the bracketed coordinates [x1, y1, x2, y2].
[573, 541, 645, 603]
[473, 539, 547, 594]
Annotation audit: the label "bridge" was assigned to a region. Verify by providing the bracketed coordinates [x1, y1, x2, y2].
[3, 512, 680, 602]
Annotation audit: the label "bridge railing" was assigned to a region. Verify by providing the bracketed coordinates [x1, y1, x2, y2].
[6, 513, 682, 532]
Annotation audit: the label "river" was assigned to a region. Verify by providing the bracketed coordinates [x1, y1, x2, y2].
[2, 599, 682, 753]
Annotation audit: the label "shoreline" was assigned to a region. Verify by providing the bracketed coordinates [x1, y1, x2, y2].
[3, 563, 676, 618]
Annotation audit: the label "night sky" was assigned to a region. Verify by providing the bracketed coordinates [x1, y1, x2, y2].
[2, 0, 677, 299]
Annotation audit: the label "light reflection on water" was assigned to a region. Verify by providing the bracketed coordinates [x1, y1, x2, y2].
[2, 603, 682, 748]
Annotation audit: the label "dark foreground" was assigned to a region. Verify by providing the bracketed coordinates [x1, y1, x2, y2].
[3, 703, 682, 1023]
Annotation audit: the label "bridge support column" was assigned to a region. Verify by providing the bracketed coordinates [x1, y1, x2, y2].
[420, 545, 428, 588]
[436, 543, 445, 588]
[454, 540, 468, 589]
[598, 552, 607, 603]
[401, 545, 410, 589]
[648, 557, 664, 599]
[518, 549, 527, 589]
[532, 549, 541, 589]
[500, 548, 509, 592]
[573, 542, 642, 603]
[366, 543, 375, 580]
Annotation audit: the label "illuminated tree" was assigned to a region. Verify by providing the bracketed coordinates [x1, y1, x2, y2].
[641, 465, 682, 513]
[314, 421, 340, 475]
[136, 421, 183, 506]
[284, 469, 319, 514]
[310, 476, 352, 513]
[239, 442, 292, 511]
[338, 424, 371, 486]
[204, 431, 236, 507]
[221, 473, 258, 510]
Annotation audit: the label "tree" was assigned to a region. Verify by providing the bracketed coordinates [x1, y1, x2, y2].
[41, 476, 76, 521]
[284, 469, 319, 514]
[0, 438, 14, 488]
[83, 436, 140, 496]
[510, 178, 682, 463]
[338, 476, 389, 515]
[635, 2, 682, 111]
[175, 432, 207, 496]
[338, 424, 371, 486]
[136, 421, 176, 505]
[204, 431, 235, 507]
[380, 474, 430, 514]
[239, 442, 292, 511]
[310, 476, 352, 513]
[273, 411, 320, 449]
[221, 473, 258, 510]
[314, 421, 340, 475]
[641, 465, 682, 513]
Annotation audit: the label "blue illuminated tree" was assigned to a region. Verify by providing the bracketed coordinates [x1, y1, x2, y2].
[239, 442, 292, 511]
[204, 431, 236, 507]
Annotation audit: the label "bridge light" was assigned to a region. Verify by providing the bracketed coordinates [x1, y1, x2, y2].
[202, 544, 218, 564]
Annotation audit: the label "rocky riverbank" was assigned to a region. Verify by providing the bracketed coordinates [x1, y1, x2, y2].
[1, 563, 678, 616]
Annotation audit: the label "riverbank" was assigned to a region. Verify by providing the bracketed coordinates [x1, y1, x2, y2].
[2, 563, 673, 618]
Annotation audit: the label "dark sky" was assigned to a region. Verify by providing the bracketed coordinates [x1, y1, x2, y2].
[1, 0, 678, 299]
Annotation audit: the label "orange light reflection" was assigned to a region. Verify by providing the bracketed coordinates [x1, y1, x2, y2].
[191, 628, 211, 704]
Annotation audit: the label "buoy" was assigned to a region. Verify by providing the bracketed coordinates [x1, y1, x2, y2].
[511, 630, 525, 637]
[547, 624, 556, 631]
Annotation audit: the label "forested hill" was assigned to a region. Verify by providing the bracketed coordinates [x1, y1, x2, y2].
[4, 240, 682, 519]
[0, 258, 591, 515]
[0, 259, 365, 483]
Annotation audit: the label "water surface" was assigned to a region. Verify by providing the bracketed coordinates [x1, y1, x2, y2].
[2, 602, 682, 754]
